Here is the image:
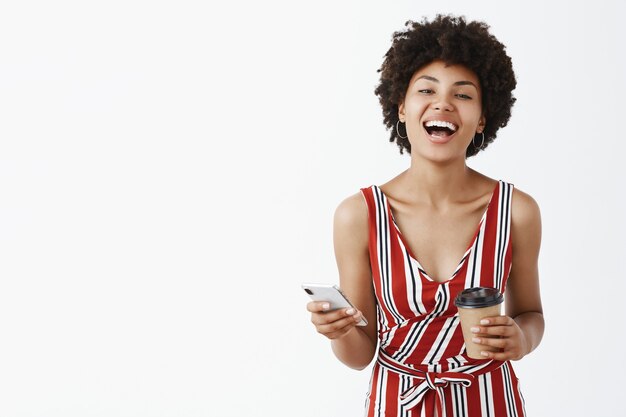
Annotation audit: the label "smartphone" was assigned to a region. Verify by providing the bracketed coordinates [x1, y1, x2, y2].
[301, 283, 368, 326]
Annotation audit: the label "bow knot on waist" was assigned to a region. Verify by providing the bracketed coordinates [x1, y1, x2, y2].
[398, 371, 474, 409]
[377, 349, 502, 412]
[423, 371, 473, 390]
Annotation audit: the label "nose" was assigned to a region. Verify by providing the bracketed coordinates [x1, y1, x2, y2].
[431, 97, 454, 112]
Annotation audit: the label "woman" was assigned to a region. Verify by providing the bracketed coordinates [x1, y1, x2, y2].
[306, 14, 544, 417]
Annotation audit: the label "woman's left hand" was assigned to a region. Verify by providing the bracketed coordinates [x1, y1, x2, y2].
[470, 315, 530, 361]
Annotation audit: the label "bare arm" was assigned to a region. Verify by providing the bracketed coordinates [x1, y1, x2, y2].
[470, 187, 545, 360]
[505, 188, 544, 356]
[307, 192, 378, 370]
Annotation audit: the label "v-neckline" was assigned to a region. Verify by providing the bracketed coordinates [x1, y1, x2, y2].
[375, 181, 500, 284]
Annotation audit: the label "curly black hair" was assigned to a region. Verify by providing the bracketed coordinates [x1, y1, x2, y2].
[374, 14, 517, 158]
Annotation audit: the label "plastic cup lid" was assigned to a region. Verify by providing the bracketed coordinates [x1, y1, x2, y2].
[454, 287, 503, 308]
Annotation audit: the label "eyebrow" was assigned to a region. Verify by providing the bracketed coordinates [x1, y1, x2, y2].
[415, 75, 478, 89]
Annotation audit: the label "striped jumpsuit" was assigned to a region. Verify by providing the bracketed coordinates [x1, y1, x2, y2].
[359, 180, 526, 417]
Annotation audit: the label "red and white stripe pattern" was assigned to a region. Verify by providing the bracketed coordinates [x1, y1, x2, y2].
[360, 181, 525, 417]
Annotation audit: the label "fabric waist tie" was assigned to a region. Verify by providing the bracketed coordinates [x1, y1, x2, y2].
[376, 349, 504, 413]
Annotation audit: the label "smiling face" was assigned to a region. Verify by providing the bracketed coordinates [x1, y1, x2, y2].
[398, 60, 486, 162]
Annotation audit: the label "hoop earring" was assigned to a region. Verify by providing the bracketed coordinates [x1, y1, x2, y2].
[473, 132, 485, 149]
[396, 120, 408, 139]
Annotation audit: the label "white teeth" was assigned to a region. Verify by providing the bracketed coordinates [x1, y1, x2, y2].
[424, 120, 458, 132]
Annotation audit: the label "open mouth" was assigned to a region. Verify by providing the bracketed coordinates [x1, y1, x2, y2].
[423, 120, 458, 139]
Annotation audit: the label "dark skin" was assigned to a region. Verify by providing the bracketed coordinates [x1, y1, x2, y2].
[307, 60, 544, 368]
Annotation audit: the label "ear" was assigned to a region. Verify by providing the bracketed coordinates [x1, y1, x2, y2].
[477, 115, 486, 133]
[398, 102, 405, 122]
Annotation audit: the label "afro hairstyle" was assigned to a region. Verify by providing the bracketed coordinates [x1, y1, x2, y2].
[374, 14, 517, 157]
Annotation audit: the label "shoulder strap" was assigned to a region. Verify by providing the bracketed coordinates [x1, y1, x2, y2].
[493, 181, 514, 291]
[359, 185, 377, 221]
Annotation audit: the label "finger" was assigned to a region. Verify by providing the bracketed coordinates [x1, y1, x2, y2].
[478, 315, 514, 326]
[471, 325, 513, 337]
[472, 336, 508, 349]
[326, 320, 360, 339]
[311, 307, 361, 325]
[311, 310, 342, 325]
[316, 314, 360, 335]
[479, 350, 515, 361]
[306, 301, 331, 313]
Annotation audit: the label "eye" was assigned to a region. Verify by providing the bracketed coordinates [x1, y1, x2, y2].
[418, 89, 434, 94]
[456, 94, 472, 99]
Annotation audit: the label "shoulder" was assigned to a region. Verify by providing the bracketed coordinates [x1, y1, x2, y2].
[510, 186, 542, 250]
[333, 190, 370, 235]
[511, 186, 541, 227]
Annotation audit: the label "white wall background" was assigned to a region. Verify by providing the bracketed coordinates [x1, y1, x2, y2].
[1, 0, 624, 416]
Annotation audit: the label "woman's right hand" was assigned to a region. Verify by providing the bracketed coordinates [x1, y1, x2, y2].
[306, 301, 364, 340]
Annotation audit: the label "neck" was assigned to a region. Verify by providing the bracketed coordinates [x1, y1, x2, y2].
[399, 156, 475, 207]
